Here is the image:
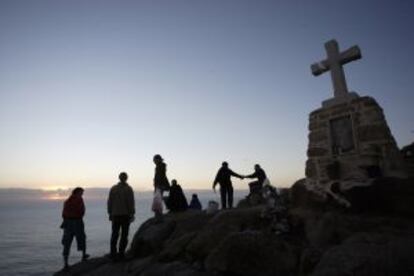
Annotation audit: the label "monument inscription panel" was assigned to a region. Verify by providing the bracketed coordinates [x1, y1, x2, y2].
[329, 115, 355, 155]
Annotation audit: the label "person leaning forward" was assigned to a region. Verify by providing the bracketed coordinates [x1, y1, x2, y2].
[213, 162, 244, 209]
[245, 164, 267, 194]
[61, 187, 89, 269]
[107, 172, 135, 260]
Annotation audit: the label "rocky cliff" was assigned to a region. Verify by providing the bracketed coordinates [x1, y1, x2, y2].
[55, 177, 414, 276]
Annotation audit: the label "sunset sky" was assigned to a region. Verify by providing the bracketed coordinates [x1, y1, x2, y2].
[1, 0, 413, 190]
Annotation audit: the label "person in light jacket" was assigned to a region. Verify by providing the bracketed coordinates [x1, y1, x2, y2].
[107, 172, 135, 260]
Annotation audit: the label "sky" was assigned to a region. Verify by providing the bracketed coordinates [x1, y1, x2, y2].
[0, 0, 413, 190]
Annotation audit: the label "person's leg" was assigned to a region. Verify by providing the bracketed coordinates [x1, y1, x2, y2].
[119, 216, 131, 258]
[62, 227, 74, 268]
[74, 220, 89, 261]
[228, 185, 234, 208]
[110, 217, 122, 258]
[220, 187, 227, 209]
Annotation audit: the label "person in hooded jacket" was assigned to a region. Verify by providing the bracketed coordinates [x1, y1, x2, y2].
[188, 193, 202, 210]
[165, 179, 188, 212]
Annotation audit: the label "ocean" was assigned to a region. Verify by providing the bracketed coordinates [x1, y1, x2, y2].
[0, 189, 248, 276]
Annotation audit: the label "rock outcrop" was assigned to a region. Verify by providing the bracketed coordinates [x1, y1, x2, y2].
[55, 177, 414, 276]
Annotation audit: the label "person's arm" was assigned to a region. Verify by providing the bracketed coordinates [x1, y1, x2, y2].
[128, 187, 135, 216]
[213, 171, 220, 190]
[107, 188, 113, 218]
[62, 201, 67, 219]
[245, 172, 257, 179]
[80, 198, 85, 217]
[230, 170, 244, 179]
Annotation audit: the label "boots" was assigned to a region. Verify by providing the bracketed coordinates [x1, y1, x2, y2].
[82, 250, 90, 261]
[63, 255, 69, 270]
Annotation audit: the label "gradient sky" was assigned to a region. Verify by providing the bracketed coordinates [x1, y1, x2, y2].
[1, 0, 413, 190]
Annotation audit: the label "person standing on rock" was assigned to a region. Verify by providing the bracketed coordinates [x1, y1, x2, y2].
[152, 154, 170, 220]
[107, 172, 135, 260]
[153, 154, 170, 193]
[61, 187, 89, 269]
[213, 161, 244, 209]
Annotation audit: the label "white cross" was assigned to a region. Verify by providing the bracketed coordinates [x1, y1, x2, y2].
[311, 39, 361, 98]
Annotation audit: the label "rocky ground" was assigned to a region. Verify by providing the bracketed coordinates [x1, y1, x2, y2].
[55, 177, 414, 276]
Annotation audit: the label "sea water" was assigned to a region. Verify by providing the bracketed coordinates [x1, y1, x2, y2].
[0, 189, 248, 275]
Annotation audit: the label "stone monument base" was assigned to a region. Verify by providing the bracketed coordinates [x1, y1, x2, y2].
[322, 92, 359, 108]
[305, 95, 407, 192]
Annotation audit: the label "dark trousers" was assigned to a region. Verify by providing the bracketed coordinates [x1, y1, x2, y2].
[220, 185, 234, 209]
[62, 219, 86, 257]
[110, 215, 130, 255]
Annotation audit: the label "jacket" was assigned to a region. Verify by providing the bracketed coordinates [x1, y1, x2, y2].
[213, 167, 242, 188]
[246, 168, 267, 184]
[62, 195, 85, 219]
[107, 182, 135, 216]
[154, 162, 170, 191]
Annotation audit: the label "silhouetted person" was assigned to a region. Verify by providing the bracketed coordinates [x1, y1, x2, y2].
[213, 162, 243, 209]
[189, 193, 202, 210]
[153, 154, 170, 192]
[245, 164, 267, 194]
[165, 179, 188, 212]
[61, 187, 89, 269]
[107, 172, 135, 260]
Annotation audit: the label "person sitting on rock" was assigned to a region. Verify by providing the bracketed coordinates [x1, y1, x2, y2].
[165, 179, 188, 212]
[244, 164, 267, 194]
[188, 193, 202, 210]
[61, 187, 89, 269]
[213, 161, 244, 209]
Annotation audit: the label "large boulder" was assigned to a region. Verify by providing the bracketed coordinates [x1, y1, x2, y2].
[130, 218, 176, 257]
[53, 257, 110, 276]
[205, 231, 300, 276]
[291, 177, 414, 216]
[138, 261, 212, 276]
[290, 179, 330, 211]
[130, 210, 210, 258]
[312, 232, 414, 276]
[186, 207, 264, 260]
[340, 177, 414, 216]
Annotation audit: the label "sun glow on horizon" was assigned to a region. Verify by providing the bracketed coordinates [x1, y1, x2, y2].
[43, 193, 67, 201]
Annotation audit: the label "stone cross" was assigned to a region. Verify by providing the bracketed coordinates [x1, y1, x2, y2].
[311, 39, 361, 98]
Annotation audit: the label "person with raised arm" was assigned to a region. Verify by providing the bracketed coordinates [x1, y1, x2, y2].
[213, 162, 244, 209]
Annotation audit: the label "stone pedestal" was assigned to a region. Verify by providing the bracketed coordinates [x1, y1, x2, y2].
[322, 92, 359, 108]
[305, 95, 406, 190]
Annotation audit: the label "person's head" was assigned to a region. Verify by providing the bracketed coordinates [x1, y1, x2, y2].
[192, 193, 198, 198]
[72, 187, 84, 197]
[171, 179, 177, 186]
[119, 172, 128, 183]
[222, 161, 228, 168]
[153, 154, 163, 164]
[254, 164, 261, 171]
